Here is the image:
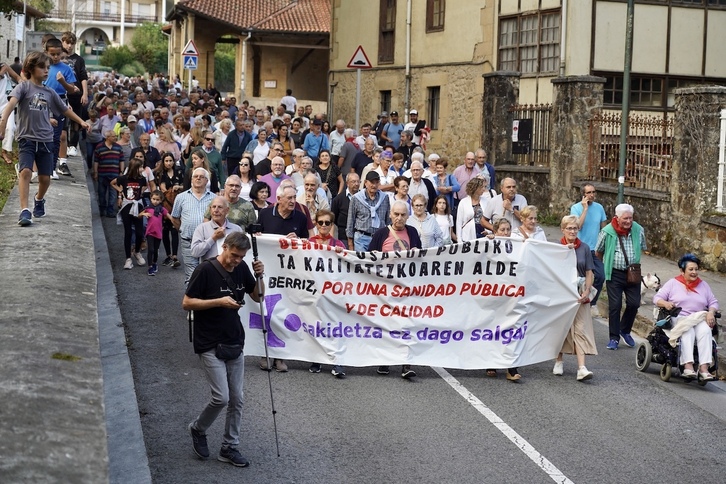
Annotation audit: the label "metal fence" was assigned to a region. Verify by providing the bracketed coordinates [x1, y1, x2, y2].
[587, 112, 674, 192]
[508, 104, 552, 167]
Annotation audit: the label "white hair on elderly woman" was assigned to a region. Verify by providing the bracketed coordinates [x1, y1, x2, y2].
[614, 203, 634, 217]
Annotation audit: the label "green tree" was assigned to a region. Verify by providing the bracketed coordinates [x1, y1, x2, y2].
[100, 45, 134, 71]
[214, 38, 236, 93]
[130, 22, 168, 73]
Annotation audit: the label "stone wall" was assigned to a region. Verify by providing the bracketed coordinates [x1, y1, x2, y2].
[493, 165, 551, 212]
[330, 63, 485, 160]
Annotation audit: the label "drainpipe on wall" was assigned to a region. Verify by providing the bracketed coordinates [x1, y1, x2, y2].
[240, 30, 252, 100]
[404, 0, 412, 122]
[559, 0, 567, 76]
[120, 0, 125, 46]
[717, 108, 726, 212]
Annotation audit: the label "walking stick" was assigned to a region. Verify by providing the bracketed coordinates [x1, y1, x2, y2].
[251, 232, 281, 457]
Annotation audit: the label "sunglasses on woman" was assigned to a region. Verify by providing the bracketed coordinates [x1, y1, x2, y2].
[316, 220, 332, 226]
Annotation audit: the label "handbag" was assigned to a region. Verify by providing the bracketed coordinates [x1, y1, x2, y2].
[618, 236, 641, 286]
[215, 343, 243, 361]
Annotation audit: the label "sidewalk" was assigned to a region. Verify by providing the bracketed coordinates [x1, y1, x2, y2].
[0, 155, 149, 483]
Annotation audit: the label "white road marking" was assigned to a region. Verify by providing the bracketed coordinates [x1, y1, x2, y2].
[433, 366, 574, 484]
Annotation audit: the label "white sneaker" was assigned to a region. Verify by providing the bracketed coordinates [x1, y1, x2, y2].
[553, 361, 564, 376]
[51, 170, 60, 180]
[577, 366, 593, 381]
[124, 258, 133, 270]
[67, 146, 78, 157]
[30, 171, 38, 183]
[133, 251, 146, 266]
[590, 306, 600, 318]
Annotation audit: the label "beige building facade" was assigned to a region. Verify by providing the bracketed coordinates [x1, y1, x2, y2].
[330, 0, 726, 160]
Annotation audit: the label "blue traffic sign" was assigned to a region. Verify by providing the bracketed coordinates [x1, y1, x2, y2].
[183, 55, 198, 70]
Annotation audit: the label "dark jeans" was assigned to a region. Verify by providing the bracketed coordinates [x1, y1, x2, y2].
[147, 235, 161, 265]
[606, 268, 641, 341]
[97, 176, 116, 215]
[52, 114, 66, 168]
[591, 251, 605, 306]
[120, 203, 144, 258]
[162, 220, 179, 257]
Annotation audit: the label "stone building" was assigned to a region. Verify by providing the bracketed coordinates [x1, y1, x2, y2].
[330, 0, 726, 158]
[165, 0, 330, 103]
[0, 1, 46, 61]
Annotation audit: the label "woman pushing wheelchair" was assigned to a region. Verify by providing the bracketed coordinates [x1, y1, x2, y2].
[653, 254, 719, 381]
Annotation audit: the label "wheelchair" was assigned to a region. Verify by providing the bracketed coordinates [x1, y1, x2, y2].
[635, 307, 720, 386]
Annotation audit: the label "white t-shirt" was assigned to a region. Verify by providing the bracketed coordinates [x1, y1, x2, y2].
[483, 193, 528, 230]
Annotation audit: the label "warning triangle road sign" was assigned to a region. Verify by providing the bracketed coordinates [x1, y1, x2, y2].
[347, 45, 372, 69]
[182, 39, 199, 56]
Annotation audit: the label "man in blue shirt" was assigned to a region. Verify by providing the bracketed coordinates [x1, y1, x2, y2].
[570, 183, 608, 316]
[302, 118, 329, 162]
[381, 111, 405, 149]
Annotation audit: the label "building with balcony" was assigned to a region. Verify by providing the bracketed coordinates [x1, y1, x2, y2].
[45, 0, 170, 53]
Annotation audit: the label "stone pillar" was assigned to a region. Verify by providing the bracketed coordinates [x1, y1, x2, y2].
[671, 86, 726, 265]
[549, 76, 605, 213]
[482, 71, 520, 167]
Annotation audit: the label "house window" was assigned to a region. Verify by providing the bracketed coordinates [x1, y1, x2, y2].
[498, 10, 560, 74]
[380, 90, 392, 115]
[427, 86, 440, 130]
[426, 0, 445, 32]
[603, 75, 664, 108]
[379, 0, 396, 64]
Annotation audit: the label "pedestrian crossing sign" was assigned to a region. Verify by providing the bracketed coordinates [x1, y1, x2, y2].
[184, 55, 198, 70]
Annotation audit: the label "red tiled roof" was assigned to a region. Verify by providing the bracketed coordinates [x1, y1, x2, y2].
[175, 0, 330, 34]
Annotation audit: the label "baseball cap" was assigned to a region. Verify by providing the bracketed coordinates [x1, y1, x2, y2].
[390, 111, 399, 116]
[380, 111, 389, 117]
[365, 171, 381, 182]
[120, 108, 129, 114]
[410, 109, 418, 115]
[127, 115, 137, 123]
[312, 118, 323, 126]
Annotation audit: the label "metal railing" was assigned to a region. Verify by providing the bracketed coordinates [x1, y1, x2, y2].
[49, 9, 158, 24]
[508, 104, 552, 167]
[587, 112, 674, 192]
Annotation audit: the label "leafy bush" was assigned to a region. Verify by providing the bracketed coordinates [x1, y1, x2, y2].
[100, 46, 135, 71]
[131, 23, 168, 73]
[214, 38, 236, 93]
[119, 61, 147, 78]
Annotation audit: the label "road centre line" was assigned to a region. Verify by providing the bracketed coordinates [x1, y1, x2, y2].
[433, 367, 574, 484]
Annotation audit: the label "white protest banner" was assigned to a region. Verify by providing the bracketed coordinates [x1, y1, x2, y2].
[240, 235, 579, 369]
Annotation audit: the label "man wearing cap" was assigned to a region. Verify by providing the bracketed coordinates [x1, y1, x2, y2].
[113, 108, 131, 136]
[355, 123, 378, 151]
[346, 171, 392, 251]
[404, 110, 426, 145]
[302, 118, 330, 162]
[381, 111, 405, 149]
[373, 112, 389, 140]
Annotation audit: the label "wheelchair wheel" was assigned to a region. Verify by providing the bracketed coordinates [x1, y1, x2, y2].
[635, 341, 652, 372]
[660, 363, 672, 382]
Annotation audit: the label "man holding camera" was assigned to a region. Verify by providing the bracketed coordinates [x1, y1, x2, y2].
[183, 232, 264, 467]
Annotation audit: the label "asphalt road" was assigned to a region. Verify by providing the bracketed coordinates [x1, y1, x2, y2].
[100, 218, 726, 484]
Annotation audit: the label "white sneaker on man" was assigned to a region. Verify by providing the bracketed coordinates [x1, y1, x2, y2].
[67, 146, 78, 157]
[124, 258, 133, 270]
[51, 170, 60, 180]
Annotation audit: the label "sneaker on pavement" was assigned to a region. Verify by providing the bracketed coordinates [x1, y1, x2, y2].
[274, 359, 288, 372]
[217, 446, 249, 467]
[33, 195, 46, 218]
[67, 146, 78, 157]
[58, 163, 71, 176]
[50, 170, 60, 180]
[331, 366, 346, 378]
[124, 258, 133, 270]
[188, 423, 209, 459]
[590, 305, 600, 318]
[162, 257, 173, 266]
[148, 266, 155, 276]
[552, 361, 564, 376]
[606, 339, 619, 350]
[152, 263, 158, 274]
[133, 251, 146, 266]
[577, 366, 594, 381]
[172, 258, 181, 268]
[30, 171, 38, 183]
[401, 365, 416, 379]
[377, 366, 390, 375]
[620, 333, 635, 348]
[309, 363, 321, 373]
[14, 162, 19, 177]
[18, 209, 32, 226]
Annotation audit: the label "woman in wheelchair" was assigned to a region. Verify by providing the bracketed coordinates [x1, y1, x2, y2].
[653, 254, 719, 381]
